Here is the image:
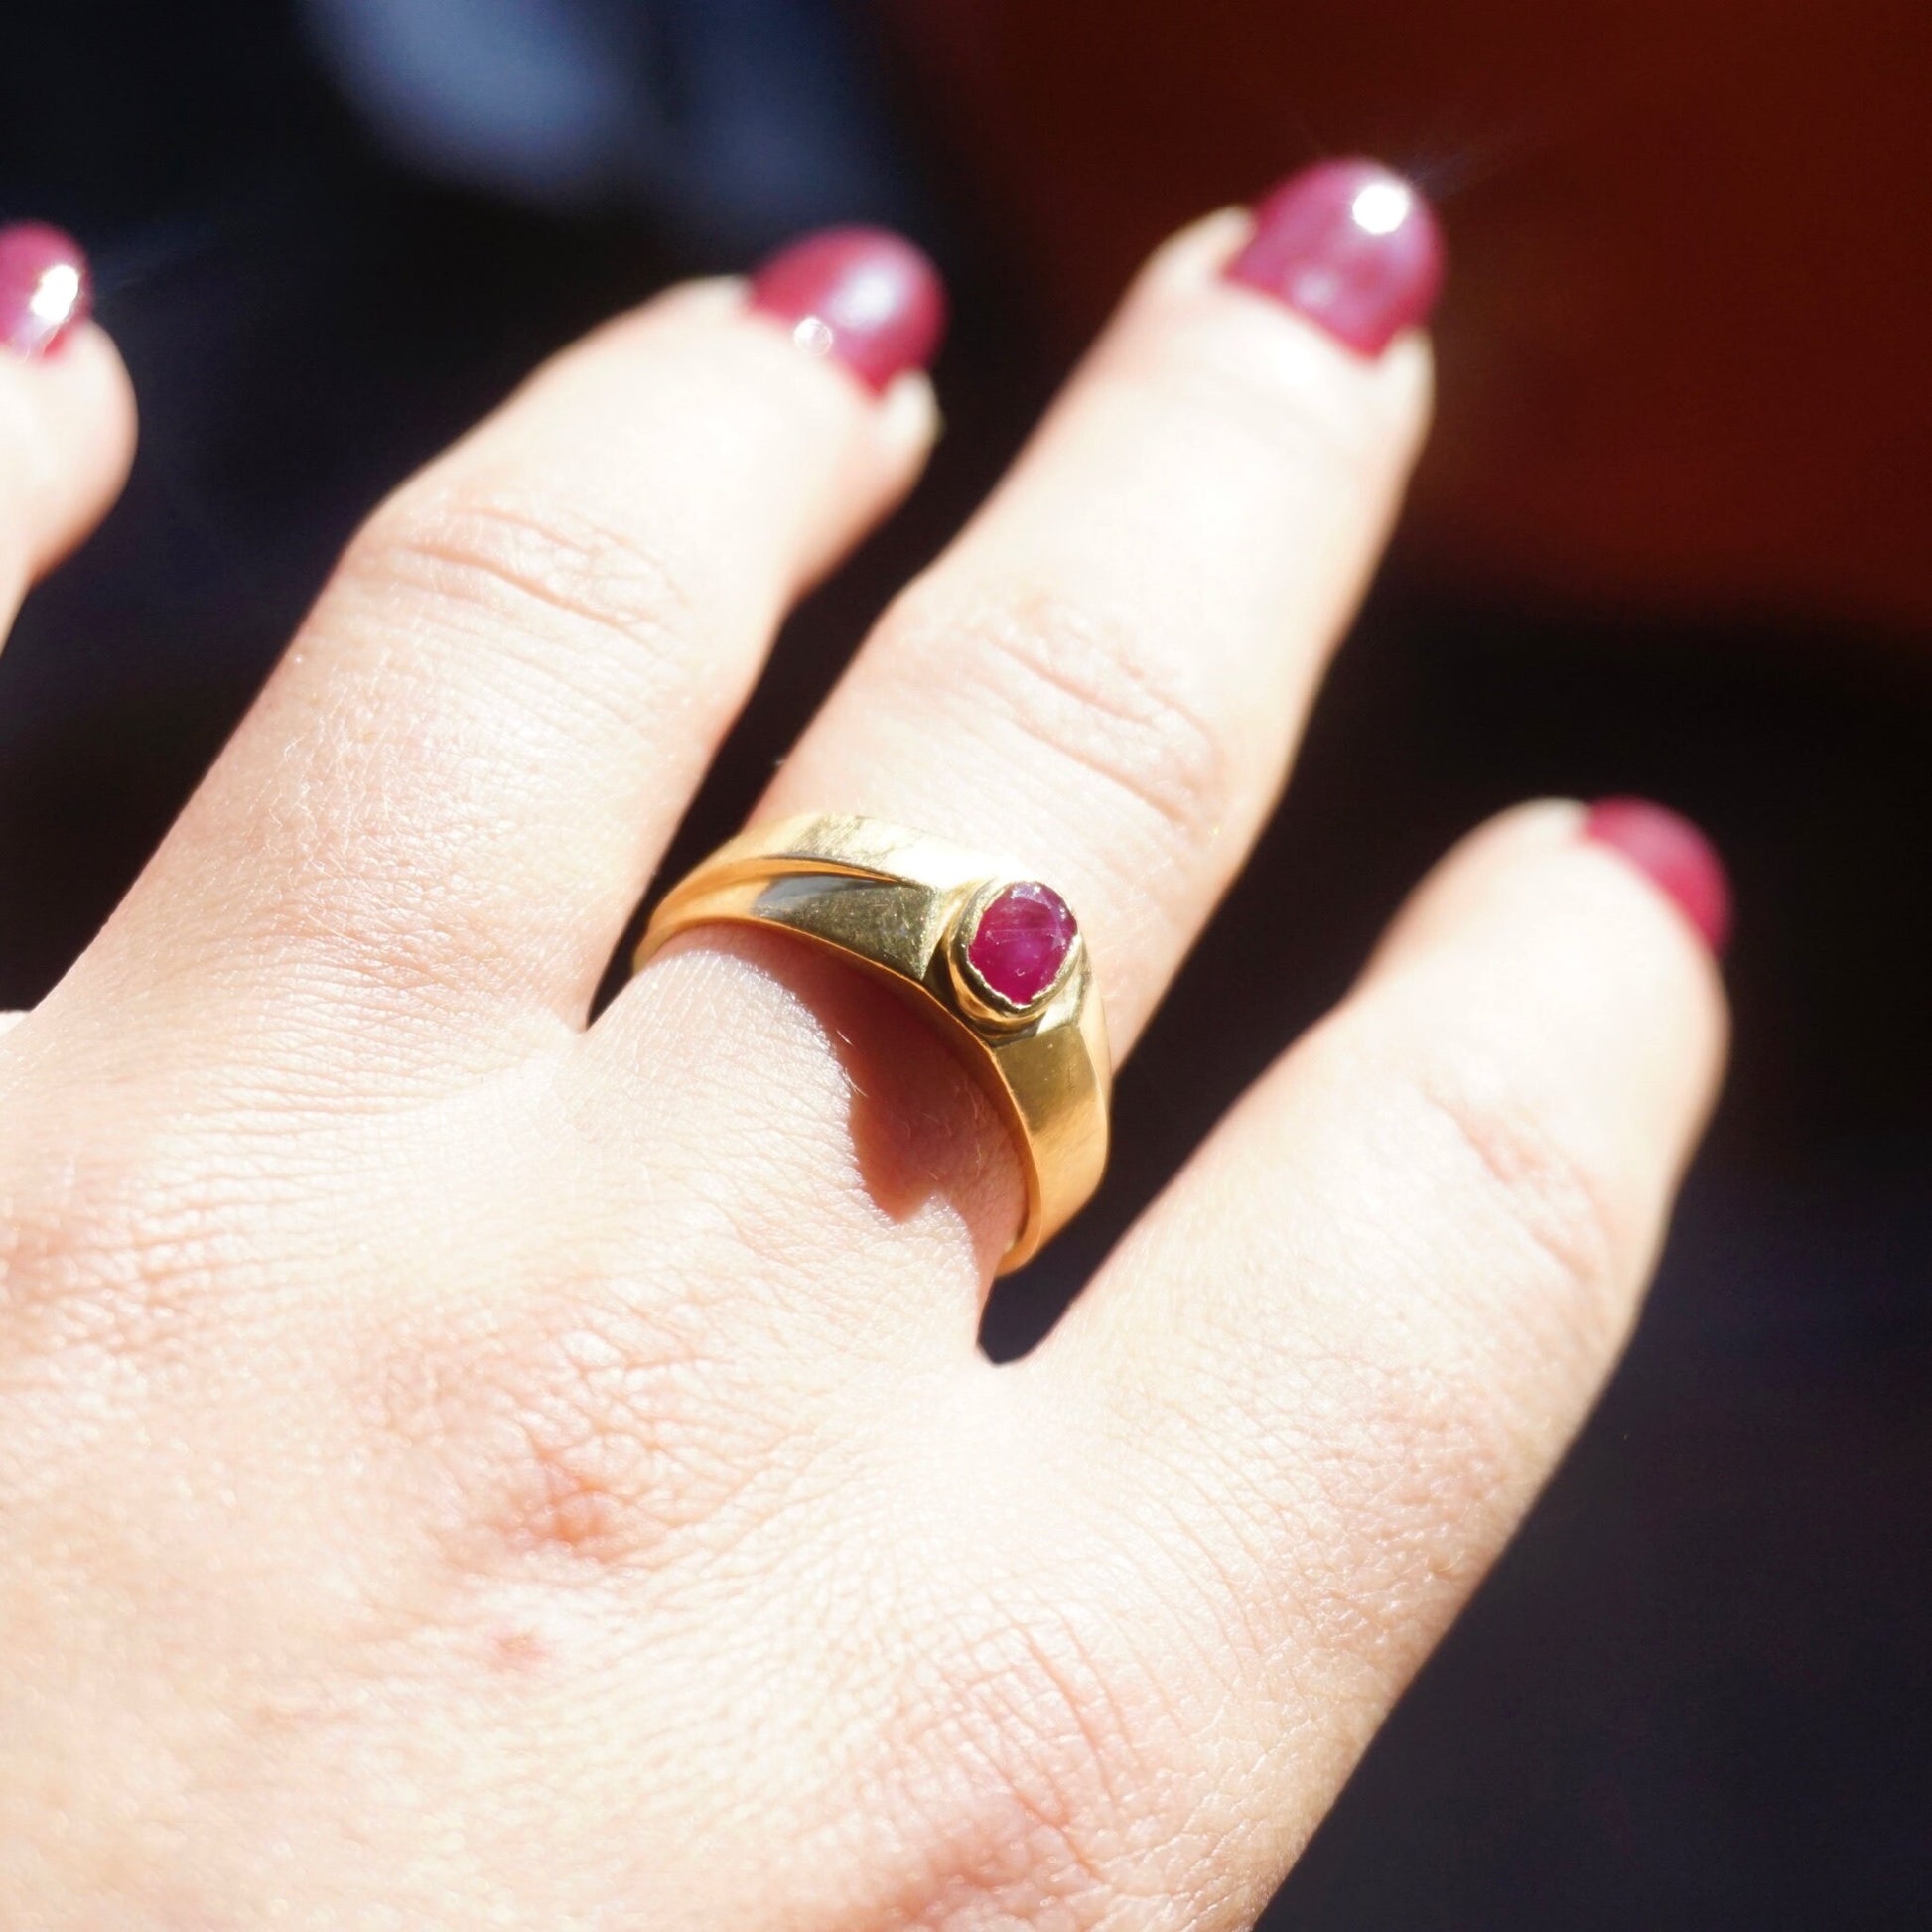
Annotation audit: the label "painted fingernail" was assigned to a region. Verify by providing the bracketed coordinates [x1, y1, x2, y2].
[1224, 160, 1444, 356]
[0, 223, 91, 358]
[1585, 798, 1733, 956]
[749, 226, 947, 394]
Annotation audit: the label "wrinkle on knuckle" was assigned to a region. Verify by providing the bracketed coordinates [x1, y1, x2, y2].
[897, 590, 1233, 870]
[340, 483, 713, 724]
[1406, 1057, 1631, 1350]
[873, 1591, 1189, 1931]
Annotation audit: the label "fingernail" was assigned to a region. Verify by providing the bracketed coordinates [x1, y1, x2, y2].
[0, 223, 91, 358]
[749, 227, 947, 394]
[1224, 160, 1444, 357]
[1585, 798, 1733, 956]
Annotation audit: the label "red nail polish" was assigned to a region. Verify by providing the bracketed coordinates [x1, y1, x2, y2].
[1585, 798, 1733, 956]
[749, 227, 947, 394]
[0, 223, 91, 358]
[1224, 160, 1444, 357]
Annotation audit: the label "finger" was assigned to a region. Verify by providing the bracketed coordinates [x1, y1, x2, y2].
[1030, 800, 1729, 1914]
[77, 230, 942, 1056]
[605, 164, 1443, 1284]
[763, 165, 1439, 1051]
[0, 224, 138, 638]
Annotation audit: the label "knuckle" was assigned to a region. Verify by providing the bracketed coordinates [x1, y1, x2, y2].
[883, 1591, 1178, 1930]
[896, 587, 1234, 866]
[1404, 1048, 1633, 1348]
[341, 480, 709, 701]
[391, 1279, 795, 1578]
[0, 1116, 238, 1366]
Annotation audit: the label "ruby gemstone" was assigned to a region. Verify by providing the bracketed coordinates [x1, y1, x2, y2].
[966, 882, 1077, 1008]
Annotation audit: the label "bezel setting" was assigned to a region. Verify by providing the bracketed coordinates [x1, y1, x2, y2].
[946, 878, 1081, 1028]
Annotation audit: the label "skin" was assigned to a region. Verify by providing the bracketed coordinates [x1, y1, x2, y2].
[0, 211, 1725, 1927]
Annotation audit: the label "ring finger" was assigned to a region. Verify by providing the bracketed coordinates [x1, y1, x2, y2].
[603, 161, 1444, 1297]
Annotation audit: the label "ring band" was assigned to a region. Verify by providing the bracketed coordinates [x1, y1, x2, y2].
[633, 814, 1110, 1272]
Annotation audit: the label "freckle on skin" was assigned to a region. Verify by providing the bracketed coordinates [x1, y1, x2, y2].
[491, 1627, 548, 1670]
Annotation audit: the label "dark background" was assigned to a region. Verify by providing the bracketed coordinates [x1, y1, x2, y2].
[2, 2, 1927, 1924]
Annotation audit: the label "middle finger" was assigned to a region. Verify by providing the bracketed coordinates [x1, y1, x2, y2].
[62, 233, 942, 1072]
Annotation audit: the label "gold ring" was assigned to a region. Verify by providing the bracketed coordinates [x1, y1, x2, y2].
[633, 813, 1110, 1273]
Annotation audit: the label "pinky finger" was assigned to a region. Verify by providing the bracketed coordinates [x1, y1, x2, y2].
[1027, 798, 1729, 1907]
[0, 223, 138, 642]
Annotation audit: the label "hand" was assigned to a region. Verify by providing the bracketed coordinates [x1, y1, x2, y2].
[0, 176, 1725, 1928]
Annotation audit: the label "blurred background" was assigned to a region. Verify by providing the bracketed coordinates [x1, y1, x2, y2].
[2, 2, 1927, 1923]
